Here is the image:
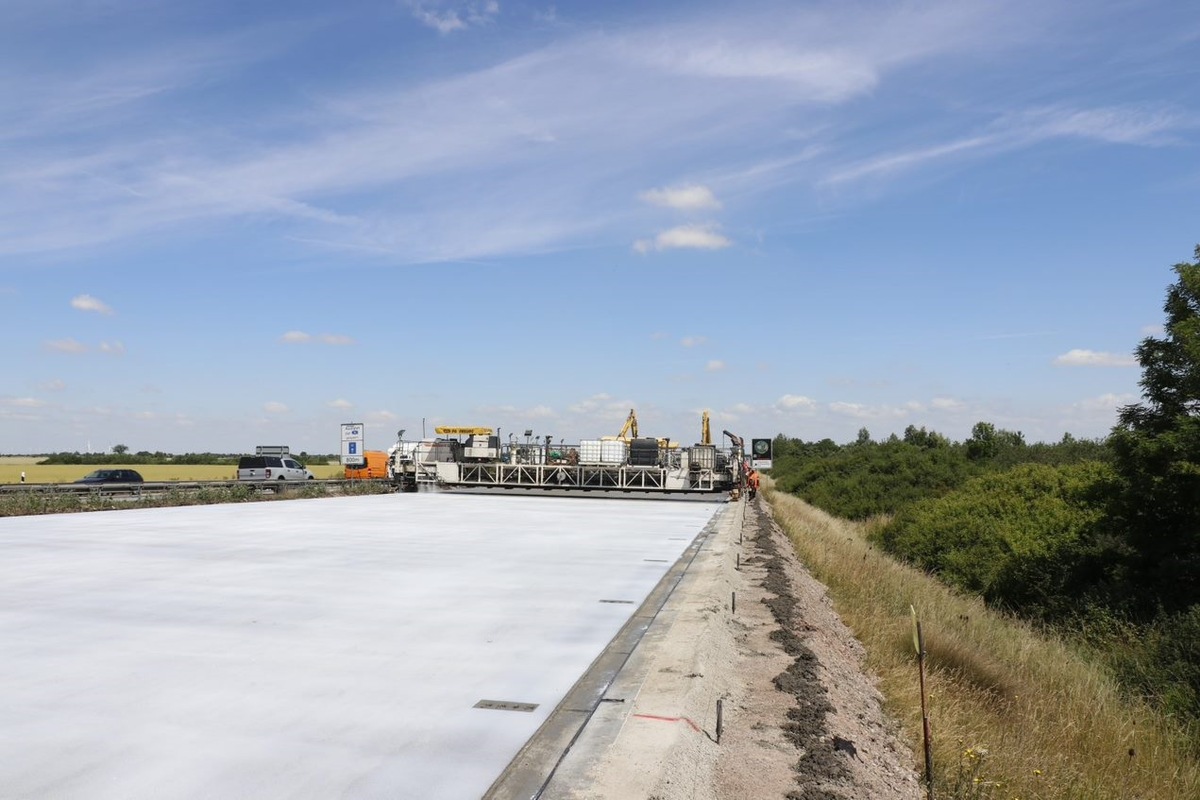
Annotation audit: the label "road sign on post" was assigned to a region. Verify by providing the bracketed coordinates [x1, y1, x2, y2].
[341, 423, 365, 466]
[750, 438, 773, 470]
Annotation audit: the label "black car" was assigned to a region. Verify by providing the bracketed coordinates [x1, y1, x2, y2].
[74, 469, 144, 484]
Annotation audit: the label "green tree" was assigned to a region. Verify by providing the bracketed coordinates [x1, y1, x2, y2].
[965, 421, 1026, 462]
[112, 444, 129, 455]
[1109, 245, 1200, 613]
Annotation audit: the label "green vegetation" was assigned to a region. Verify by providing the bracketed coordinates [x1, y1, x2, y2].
[35, 450, 338, 466]
[768, 245, 1200, 749]
[766, 488, 1199, 800]
[878, 462, 1112, 620]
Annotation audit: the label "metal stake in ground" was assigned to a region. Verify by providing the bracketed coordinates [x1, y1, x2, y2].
[716, 698, 724, 744]
[912, 605, 934, 800]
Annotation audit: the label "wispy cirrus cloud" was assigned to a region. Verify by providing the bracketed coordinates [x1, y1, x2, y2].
[405, 1, 499, 34]
[823, 104, 1184, 186]
[0, 1, 1064, 263]
[279, 331, 356, 345]
[4, 396, 45, 409]
[43, 338, 87, 353]
[640, 184, 721, 210]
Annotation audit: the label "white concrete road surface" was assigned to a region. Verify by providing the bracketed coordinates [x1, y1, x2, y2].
[0, 493, 722, 799]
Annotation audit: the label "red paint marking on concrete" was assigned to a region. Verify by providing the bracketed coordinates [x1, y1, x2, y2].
[632, 713, 701, 733]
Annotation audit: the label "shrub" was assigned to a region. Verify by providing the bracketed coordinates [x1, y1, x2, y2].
[875, 462, 1111, 617]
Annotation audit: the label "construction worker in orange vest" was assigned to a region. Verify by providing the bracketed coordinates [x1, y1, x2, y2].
[747, 469, 760, 499]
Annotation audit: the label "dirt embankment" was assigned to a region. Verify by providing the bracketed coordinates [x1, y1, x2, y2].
[715, 498, 921, 799]
[549, 496, 920, 799]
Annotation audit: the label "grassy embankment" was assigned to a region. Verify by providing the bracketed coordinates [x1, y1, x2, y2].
[765, 486, 1199, 800]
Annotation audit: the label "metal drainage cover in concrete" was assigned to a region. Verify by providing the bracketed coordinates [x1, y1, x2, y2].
[475, 700, 539, 712]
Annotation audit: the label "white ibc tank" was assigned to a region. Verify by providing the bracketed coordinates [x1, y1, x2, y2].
[600, 440, 628, 464]
[579, 439, 603, 464]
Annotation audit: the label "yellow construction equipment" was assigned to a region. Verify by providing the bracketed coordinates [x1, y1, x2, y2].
[434, 426, 494, 436]
[616, 409, 638, 442]
[701, 411, 712, 446]
[603, 408, 678, 449]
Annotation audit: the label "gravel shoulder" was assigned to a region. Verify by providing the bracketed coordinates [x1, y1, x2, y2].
[540, 496, 921, 799]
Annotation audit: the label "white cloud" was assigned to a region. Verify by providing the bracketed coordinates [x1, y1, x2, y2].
[5, 397, 45, 408]
[38, 379, 66, 391]
[263, 401, 289, 414]
[681, 335, 707, 348]
[70, 294, 114, 315]
[280, 331, 354, 345]
[1053, 349, 1137, 367]
[639, 184, 721, 211]
[566, 394, 638, 423]
[776, 394, 817, 413]
[1075, 392, 1137, 413]
[705, 360, 726, 372]
[824, 104, 1184, 187]
[0, 1, 1072, 264]
[931, 396, 964, 411]
[1141, 324, 1165, 336]
[828, 401, 917, 420]
[328, 399, 353, 409]
[43, 338, 87, 353]
[98, 340, 125, 356]
[407, 1, 499, 34]
[634, 224, 732, 253]
[1023, 106, 1180, 145]
[280, 331, 312, 343]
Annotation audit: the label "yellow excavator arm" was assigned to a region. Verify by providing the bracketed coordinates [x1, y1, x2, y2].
[616, 409, 638, 441]
[701, 411, 712, 446]
[434, 426, 494, 436]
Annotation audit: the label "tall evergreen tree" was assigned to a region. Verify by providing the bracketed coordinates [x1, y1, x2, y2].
[1109, 245, 1200, 613]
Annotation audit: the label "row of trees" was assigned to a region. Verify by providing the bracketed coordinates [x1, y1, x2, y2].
[39, 450, 338, 465]
[770, 245, 1200, 728]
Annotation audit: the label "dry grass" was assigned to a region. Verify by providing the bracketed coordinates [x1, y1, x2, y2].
[0, 463, 345, 484]
[765, 486, 1199, 800]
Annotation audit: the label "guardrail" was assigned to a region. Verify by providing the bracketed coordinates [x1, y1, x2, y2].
[0, 480, 378, 497]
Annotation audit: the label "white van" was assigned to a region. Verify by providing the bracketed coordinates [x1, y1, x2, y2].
[236, 454, 315, 482]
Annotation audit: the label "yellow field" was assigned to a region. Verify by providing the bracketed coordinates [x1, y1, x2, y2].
[0, 462, 345, 484]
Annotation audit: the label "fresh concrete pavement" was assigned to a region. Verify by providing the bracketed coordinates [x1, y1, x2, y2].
[0, 493, 727, 799]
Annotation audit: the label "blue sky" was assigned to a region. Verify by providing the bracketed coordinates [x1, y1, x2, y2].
[2, 0, 1198, 455]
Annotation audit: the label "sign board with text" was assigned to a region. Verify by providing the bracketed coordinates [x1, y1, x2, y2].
[341, 423, 365, 466]
[750, 438, 773, 470]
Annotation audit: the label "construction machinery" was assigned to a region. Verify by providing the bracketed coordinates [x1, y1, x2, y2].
[385, 414, 744, 498]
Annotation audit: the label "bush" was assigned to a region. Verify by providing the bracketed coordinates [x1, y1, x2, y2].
[777, 439, 977, 519]
[874, 462, 1111, 618]
[1111, 605, 1200, 737]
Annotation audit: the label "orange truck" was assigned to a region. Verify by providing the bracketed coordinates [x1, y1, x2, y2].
[344, 450, 389, 480]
